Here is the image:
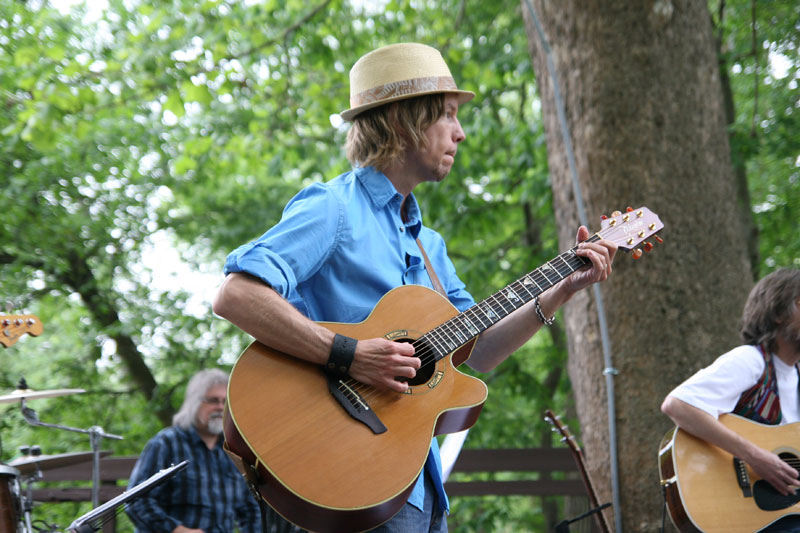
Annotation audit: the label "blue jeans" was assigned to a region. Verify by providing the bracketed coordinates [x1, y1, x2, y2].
[368, 473, 447, 533]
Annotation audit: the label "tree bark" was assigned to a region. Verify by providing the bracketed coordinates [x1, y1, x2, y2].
[521, 1, 753, 530]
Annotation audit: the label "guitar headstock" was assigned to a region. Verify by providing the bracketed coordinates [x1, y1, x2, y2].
[598, 206, 664, 258]
[544, 409, 582, 454]
[1, 315, 43, 348]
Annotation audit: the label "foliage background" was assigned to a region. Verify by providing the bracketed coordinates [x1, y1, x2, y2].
[0, 0, 797, 530]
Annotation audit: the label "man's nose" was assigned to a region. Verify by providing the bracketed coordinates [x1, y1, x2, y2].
[454, 120, 465, 143]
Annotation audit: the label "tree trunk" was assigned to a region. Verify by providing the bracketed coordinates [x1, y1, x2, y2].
[521, 1, 753, 530]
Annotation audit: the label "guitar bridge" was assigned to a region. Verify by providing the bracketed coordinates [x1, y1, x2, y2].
[326, 374, 387, 434]
[733, 457, 753, 498]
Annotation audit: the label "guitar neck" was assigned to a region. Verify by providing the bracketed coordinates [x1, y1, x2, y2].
[424, 236, 596, 361]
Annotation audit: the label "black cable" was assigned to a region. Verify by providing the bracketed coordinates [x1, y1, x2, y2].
[555, 503, 612, 532]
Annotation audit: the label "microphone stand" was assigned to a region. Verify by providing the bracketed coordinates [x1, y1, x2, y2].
[20, 400, 124, 508]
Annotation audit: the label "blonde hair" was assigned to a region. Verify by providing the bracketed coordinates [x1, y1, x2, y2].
[345, 94, 445, 172]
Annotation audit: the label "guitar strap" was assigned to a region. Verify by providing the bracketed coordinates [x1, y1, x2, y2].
[416, 238, 447, 298]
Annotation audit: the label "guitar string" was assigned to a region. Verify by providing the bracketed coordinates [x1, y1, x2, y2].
[341, 222, 648, 403]
[343, 223, 640, 404]
[347, 247, 586, 403]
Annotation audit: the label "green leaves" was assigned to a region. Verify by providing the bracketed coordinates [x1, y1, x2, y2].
[0, 0, 795, 529]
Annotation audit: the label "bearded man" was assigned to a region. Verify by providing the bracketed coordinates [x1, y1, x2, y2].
[126, 369, 263, 533]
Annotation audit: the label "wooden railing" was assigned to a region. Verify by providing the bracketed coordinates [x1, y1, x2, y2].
[27, 449, 584, 532]
[444, 447, 583, 497]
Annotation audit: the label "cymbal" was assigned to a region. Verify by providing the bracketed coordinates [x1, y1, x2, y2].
[0, 388, 85, 404]
[9, 450, 112, 475]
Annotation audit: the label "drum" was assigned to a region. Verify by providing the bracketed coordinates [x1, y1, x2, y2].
[0, 464, 20, 533]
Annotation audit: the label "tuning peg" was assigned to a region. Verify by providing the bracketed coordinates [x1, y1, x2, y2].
[643, 242, 654, 252]
[654, 235, 663, 244]
[632, 249, 643, 260]
[600, 214, 608, 220]
[611, 210, 622, 217]
[626, 206, 633, 212]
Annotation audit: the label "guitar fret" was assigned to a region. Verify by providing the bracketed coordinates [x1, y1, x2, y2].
[460, 314, 481, 336]
[497, 294, 516, 315]
[487, 294, 507, 320]
[502, 287, 522, 309]
[517, 278, 537, 299]
[450, 320, 469, 344]
[555, 254, 572, 275]
[478, 301, 499, 323]
[533, 268, 555, 286]
[539, 262, 564, 287]
[439, 320, 462, 352]
[425, 329, 449, 357]
[437, 328, 457, 353]
[465, 307, 489, 329]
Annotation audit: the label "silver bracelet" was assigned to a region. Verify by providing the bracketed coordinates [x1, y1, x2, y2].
[533, 296, 555, 325]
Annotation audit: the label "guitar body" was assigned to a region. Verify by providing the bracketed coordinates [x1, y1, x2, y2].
[225, 285, 488, 533]
[659, 414, 800, 532]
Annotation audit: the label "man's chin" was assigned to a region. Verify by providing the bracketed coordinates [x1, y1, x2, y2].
[432, 166, 450, 182]
[206, 418, 224, 435]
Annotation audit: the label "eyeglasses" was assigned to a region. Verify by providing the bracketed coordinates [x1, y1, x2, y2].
[201, 396, 227, 406]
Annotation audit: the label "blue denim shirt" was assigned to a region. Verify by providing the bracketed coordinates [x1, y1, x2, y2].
[224, 166, 476, 512]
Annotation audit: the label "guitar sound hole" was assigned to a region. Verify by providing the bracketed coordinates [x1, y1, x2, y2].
[394, 338, 437, 387]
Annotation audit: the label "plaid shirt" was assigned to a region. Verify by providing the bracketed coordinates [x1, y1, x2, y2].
[126, 426, 261, 533]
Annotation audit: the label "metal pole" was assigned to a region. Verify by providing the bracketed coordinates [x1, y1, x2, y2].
[521, 1, 622, 530]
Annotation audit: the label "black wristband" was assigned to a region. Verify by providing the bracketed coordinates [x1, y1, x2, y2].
[326, 334, 357, 378]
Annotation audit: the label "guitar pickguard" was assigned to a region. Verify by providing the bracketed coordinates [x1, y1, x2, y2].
[753, 480, 800, 511]
[754, 451, 800, 511]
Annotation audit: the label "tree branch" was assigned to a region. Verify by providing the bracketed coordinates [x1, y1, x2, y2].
[56, 250, 173, 426]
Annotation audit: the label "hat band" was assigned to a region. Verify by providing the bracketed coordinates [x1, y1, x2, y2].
[350, 75, 459, 108]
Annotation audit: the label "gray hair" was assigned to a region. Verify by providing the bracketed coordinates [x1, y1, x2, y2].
[172, 368, 229, 429]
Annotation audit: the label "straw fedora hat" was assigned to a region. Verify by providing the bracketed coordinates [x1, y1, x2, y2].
[340, 43, 475, 121]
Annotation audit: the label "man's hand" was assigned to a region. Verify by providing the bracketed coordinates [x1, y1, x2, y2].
[746, 445, 800, 496]
[347, 338, 421, 393]
[560, 225, 618, 295]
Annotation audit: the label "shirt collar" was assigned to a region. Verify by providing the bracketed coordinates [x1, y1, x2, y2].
[354, 166, 423, 236]
[184, 424, 222, 448]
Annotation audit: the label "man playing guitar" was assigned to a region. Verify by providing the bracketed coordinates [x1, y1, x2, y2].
[213, 42, 616, 532]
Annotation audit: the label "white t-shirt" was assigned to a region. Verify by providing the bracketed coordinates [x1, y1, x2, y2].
[667, 344, 800, 424]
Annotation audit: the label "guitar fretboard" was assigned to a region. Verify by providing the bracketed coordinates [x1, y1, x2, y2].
[422, 235, 597, 361]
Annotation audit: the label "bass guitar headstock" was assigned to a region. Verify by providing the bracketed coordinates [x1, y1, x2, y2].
[1, 315, 43, 348]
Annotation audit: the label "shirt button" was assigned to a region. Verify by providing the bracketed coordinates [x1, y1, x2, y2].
[399, 226, 404, 232]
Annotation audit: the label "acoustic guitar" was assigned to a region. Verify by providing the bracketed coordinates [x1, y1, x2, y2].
[0, 315, 43, 348]
[659, 413, 800, 532]
[224, 207, 663, 533]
